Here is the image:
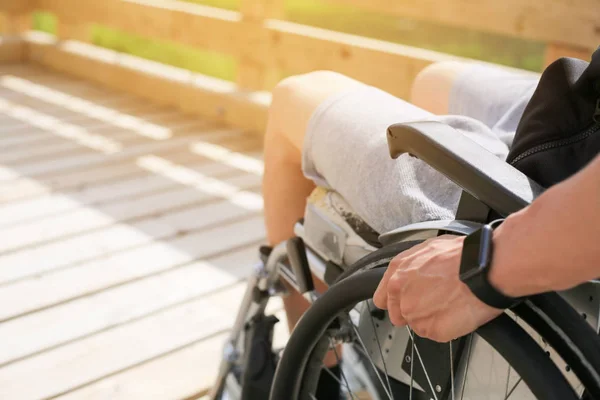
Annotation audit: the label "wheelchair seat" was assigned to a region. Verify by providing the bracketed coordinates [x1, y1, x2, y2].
[302, 187, 380, 267]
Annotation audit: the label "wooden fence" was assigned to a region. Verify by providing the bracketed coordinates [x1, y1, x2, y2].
[0, 0, 598, 133]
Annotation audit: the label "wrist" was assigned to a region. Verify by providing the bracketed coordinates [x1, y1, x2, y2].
[487, 214, 552, 298]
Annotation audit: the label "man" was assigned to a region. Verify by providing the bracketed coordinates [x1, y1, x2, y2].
[260, 53, 600, 397]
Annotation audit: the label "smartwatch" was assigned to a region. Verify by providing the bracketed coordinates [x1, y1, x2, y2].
[459, 219, 521, 309]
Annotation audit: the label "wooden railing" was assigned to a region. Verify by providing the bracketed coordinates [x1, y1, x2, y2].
[325, 0, 599, 65]
[0, 0, 598, 132]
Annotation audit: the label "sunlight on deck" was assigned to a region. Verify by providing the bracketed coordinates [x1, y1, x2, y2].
[137, 155, 264, 210]
[0, 64, 269, 400]
[0, 97, 123, 153]
[1, 75, 174, 139]
[190, 141, 264, 175]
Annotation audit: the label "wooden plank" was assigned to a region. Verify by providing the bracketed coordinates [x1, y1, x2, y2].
[37, 0, 263, 63]
[0, 173, 262, 284]
[0, 168, 262, 255]
[0, 215, 266, 322]
[268, 20, 460, 99]
[0, 158, 239, 227]
[0, 282, 250, 400]
[0, 107, 144, 137]
[26, 32, 271, 133]
[24, 20, 456, 102]
[0, 129, 49, 149]
[0, 128, 157, 166]
[1, 140, 260, 206]
[58, 309, 288, 400]
[0, 73, 193, 138]
[236, 0, 283, 91]
[0, 134, 207, 180]
[56, 332, 232, 400]
[0, 134, 258, 204]
[0, 96, 142, 127]
[0, 70, 138, 105]
[0, 84, 128, 107]
[0, 118, 259, 192]
[325, 0, 600, 51]
[0, 98, 169, 138]
[0, 130, 134, 165]
[0, 233, 259, 367]
[0, 97, 155, 130]
[0, 117, 210, 166]
[0, 11, 30, 37]
[57, 21, 90, 43]
[544, 42, 594, 66]
[0, 148, 200, 204]
[0, 142, 258, 228]
[0, 37, 25, 62]
[0, 90, 170, 129]
[0, 112, 213, 153]
[0, 0, 33, 14]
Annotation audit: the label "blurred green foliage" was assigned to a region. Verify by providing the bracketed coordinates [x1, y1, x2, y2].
[32, 0, 544, 83]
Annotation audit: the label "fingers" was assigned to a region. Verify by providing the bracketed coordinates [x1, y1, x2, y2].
[373, 234, 475, 341]
[386, 268, 409, 326]
[373, 240, 430, 309]
[373, 262, 396, 309]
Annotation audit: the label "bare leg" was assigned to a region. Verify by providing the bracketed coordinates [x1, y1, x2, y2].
[263, 71, 363, 368]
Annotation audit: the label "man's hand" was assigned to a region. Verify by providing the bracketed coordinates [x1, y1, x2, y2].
[373, 235, 503, 343]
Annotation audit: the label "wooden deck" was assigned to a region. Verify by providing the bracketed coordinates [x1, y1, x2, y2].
[0, 64, 283, 400]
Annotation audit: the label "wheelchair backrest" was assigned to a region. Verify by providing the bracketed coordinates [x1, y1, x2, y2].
[507, 47, 600, 187]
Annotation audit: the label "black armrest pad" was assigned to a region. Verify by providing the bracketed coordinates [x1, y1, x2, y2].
[387, 121, 544, 216]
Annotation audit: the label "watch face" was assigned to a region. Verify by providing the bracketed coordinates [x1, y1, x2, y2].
[460, 229, 484, 280]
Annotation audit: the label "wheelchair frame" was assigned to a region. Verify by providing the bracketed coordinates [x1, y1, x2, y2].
[210, 121, 600, 400]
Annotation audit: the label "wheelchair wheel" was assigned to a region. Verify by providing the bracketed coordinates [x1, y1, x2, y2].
[271, 255, 600, 399]
[337, 242, 600, 399]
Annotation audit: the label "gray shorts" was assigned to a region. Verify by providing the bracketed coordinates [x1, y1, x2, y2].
[302, 64, 539, 234]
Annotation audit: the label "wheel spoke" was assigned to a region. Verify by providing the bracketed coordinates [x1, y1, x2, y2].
[320, 363, 359, 400]
[505, 377, 523, 399]
[366, 302, 395, 398]
[406, 327, 438, 400]
[449, 340, 455, 400]
[504, 364, 512, 399]
[327, 335, 359, 400]
[409, 328, 415, 400]
[460, 334, 473, 400]
[350, 323, 394, 399]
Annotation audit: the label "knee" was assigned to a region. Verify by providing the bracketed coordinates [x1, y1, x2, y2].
[270, 70, 353, 116]
[268, 71, 361, 150]
[269, 73, 311, 124]
[410, 61, 472, 114]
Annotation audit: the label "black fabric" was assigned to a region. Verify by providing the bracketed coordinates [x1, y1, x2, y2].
[507, 47, 600, 188]
[240, 314, 279, 400]
[315, 365, 342, 399]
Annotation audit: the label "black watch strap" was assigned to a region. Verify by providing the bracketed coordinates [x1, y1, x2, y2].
[460, 220, 522, 309]
[467, 267, 521, 309]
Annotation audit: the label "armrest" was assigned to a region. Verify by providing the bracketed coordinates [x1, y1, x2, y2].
[387, 121, 545, 216]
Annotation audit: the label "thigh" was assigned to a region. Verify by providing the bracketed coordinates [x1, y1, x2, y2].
[302, 85, 509, 234]
[448, 64, 540, 131]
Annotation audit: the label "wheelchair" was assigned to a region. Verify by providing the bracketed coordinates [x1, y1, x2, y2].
[210, 121, 600, 400]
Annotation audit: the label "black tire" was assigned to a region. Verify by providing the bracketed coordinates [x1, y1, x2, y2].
[515, 293, 600, 399]
[334, 240, 423, 283]
[339, 241, 600, 399]
[271, 267, 580, 400]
